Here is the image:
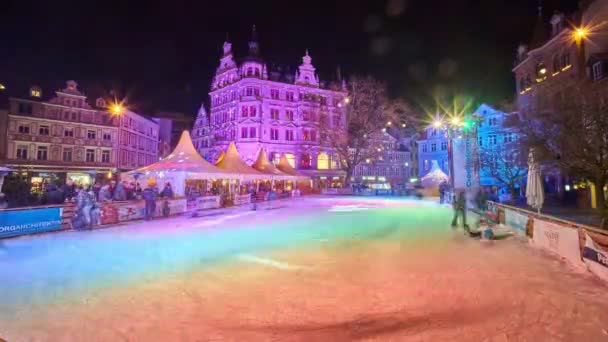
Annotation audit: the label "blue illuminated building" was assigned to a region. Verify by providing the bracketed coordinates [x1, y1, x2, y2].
[416, 126, 449, 178]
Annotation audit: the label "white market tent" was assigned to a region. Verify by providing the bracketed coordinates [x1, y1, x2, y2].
[214, 150, 225, 166]
[122, 131, 237, 196]
[420, 160, 449, 187]
[215, 142, 267, 181]
[276, 155, 310, 181]
[251, 149, 293, 181]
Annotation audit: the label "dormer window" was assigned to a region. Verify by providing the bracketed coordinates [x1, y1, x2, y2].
[96, 98, 106, 108]
[536, 63, 547, 78]
[30, 86, 42, 98]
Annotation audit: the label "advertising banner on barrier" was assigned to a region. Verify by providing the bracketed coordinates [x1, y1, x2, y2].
[234, 194, 251, 206]
[0, 207, 63, 239]
[532, 219, 582, 267]
[504, 208, 529, 235]
[195, 196, 221, 210]
[583, 233, 608, 282]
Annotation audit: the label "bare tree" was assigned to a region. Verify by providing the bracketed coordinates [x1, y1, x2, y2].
[479, 139, 528, 199]
[317, 76, 399, 186]
[523, 82, 608, 210]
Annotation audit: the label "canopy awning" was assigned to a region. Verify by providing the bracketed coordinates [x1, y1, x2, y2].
[251, 149, 293, 180]
[276, 155, 310, 181]
[126, 131, 237, 180]
[214, 150, 225, 166]
[215, 142, 268, 180]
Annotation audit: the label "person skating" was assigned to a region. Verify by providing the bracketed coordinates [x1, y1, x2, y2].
[451, 192, 470, 230]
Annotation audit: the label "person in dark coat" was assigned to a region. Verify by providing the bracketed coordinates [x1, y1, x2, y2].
[113, 181, 127, 201]
[142, 186, 157, 220]
[451, 192, 469, 230]
[161, 182, 173, 199]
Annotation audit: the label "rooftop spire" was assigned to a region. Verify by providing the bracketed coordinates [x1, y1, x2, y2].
[248, 24, 260, 56]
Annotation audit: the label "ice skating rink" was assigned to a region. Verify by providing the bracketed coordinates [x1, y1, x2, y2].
[1, 197, 607, 341]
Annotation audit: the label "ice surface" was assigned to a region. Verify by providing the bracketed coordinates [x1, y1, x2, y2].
[0, 197, 607, 341]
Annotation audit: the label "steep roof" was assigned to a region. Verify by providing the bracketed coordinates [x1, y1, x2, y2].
[215, 142, 267, 179]
[251, 149, 292, 180]
[276, 155, 309, 180]
[128, 131, 235, 179]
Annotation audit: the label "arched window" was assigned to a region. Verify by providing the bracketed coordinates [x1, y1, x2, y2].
[284, 153, 296, 168]
[317, 152, 329, 170]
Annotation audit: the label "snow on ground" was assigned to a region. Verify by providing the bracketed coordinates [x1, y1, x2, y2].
[1, 196, 607, 341]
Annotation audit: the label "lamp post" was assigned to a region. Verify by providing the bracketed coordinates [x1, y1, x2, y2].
[574, 26, 588, 80]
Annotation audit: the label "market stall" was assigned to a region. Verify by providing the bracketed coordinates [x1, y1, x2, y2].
[122, 131, 238, 197]
[215, 142, 269, 204]
[276, 154, 311, 195]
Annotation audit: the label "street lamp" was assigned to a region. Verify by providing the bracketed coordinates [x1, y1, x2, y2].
[111, 103, 124, 115]
[432, 120, 443, 128]
[575, 27, 587, 40]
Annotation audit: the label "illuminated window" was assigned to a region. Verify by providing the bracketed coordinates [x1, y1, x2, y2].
[317, 152, 329, 170]
[284, 153, 296, 168]
[30, 86, 42, 98]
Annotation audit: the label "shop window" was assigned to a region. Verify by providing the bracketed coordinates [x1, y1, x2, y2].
[63, 148, 72, 162]
[317, 153, 329, 170]
[102, 150, 110, 163]
[86, 149, 95, 162]
[16, 146, 28, 159]
[37, 146, 48, 160]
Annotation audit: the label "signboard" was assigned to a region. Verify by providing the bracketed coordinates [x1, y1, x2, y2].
[0, 207, 63, 239]
[452, 136, 480, 190]
[532, 219, 583, 267]
[504, 208, 529, 235]
[195, 196, 221, 210]
[234, 194, 252, 206]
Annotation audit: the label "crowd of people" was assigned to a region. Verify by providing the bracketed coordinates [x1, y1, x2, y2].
[71, 180, 174, 230]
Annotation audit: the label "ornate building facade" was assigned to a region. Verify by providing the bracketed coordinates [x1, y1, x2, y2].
[193, 28, 348, 184]
[0, 80, 159, 188]
[351, 131, 411, 187]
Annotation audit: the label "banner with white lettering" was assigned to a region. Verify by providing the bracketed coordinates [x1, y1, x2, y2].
[0, 207, 63, 238]
[583, 233, 608, 282]
[532, 219, 583, 267]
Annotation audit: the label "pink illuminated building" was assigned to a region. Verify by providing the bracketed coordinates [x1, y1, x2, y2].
[192, 27, 348, 186]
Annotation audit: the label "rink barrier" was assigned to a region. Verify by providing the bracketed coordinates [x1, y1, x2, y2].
[488, 201, 608, 280]
[0, 204, 69, 239]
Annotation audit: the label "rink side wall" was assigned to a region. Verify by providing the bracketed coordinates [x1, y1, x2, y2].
[486, 201, 608, 282]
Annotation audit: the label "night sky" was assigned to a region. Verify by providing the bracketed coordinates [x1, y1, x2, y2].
[1, 0, 580, 115]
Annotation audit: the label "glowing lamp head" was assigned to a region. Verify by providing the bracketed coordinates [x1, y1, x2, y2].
[432, 120, 443, 128]
[539, 68, 547, 75]
[387, 121, 392, 126]
[344, 97, 351, 104]
[0, 83, 5, 90]
[451, 117, 460, 126]
[575, 27, 587, 39]
[401, 123, 406, 128]
[111, 103, 123, 115]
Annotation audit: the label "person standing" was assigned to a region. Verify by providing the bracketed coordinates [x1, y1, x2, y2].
[76, 186, 92, 228]
[88, 187, 101, 228]
[161, 182, 173, 199]
[142, 185, 157, 220]
[451, 192, 469, 230]
[113, 181, 127, 201]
